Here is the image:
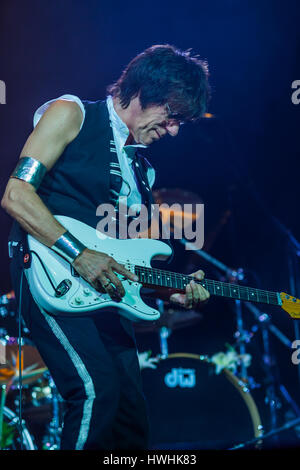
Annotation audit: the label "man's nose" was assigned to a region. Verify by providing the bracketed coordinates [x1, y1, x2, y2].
[166, 122, 180, 137]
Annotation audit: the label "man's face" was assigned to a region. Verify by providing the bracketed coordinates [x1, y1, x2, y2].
[129, 100, 181, 146]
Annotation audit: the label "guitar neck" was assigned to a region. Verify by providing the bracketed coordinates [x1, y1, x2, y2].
[134, 265, 281, 306]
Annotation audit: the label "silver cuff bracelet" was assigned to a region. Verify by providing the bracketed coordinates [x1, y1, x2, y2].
[10, 156, 47, 190]
[51, 231, 86, 264]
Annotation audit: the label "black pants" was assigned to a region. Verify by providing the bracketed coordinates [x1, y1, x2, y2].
[10, 255, 149, 450]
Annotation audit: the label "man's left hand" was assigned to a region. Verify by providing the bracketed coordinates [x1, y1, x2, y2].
[169, 270, 210, 309]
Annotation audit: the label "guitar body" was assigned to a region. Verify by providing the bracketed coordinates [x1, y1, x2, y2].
[24, 216, 300, 322]
[25, 215, 172, 322]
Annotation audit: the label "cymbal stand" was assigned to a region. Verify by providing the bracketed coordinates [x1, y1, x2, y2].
[42, 373, 62, 450]
[231, 273, 248, 380]
[244, 302, 300, 437]
[229, 415, 300, 450]
[179, 239, 250, 380]
[0, 384, 6, 450]
[240, 176, 300, 391]
[251, 305, 280, 442]
[181, 239, 300, 439]
[156, 299, 171, 358]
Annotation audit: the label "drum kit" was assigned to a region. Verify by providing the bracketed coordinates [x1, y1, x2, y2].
[0, 292, 63, 450]
[135, 293, 265, 449]
[1, 188, 300, 450]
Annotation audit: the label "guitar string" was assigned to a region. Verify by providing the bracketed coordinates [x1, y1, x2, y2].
[131, 264, 279, 300]
[134, 271, 279, 304]
[132, 264, 276, 294]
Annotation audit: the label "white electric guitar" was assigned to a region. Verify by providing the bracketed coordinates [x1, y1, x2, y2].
[25, 216, 300, 322]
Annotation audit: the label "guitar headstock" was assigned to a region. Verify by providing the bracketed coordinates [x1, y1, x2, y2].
[280, 292, 300, 319]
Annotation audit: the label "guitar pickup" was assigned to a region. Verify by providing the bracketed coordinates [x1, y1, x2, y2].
[55, 279, 72, 297]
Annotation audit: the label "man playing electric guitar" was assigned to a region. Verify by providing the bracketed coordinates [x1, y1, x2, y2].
[1, 44, 211, 450]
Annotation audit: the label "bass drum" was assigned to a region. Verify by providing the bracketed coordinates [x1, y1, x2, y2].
[1, 406, 36, 450]
[141, 353, 263, 450]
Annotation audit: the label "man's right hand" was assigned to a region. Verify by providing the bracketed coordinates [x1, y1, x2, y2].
[72, 248, 139, 300]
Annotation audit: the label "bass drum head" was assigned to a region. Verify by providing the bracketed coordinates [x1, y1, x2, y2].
[141, 353, 262, 449]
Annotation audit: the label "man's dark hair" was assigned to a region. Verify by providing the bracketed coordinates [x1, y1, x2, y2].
[107, 44, 210, 122]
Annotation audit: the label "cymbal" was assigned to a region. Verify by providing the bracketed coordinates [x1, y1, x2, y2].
[135, 187, 204, 239]
[0, 343, 47, 386]
[153, 188, 204, 206]
[0, 290, 15, 304]
[134, 305, 203, 333]
[12, 367, 48, 383]
[152, 187, 204, 234]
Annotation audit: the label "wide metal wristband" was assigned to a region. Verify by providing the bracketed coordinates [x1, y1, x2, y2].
[51, 231, 86, 264]
[10, 156, 47, 190]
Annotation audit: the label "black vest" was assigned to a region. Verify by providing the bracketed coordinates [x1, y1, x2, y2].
[9, 99, 154, 242]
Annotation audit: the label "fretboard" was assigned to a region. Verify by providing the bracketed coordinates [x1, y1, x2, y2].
[134, 265, 281, 306]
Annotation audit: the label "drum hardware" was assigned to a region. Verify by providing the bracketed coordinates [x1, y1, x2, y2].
[0, 328, 8, 338]
[242, 301, 300, 445]
[0, 297, 63, 449]
[0, 376, 36, 450]
[0, 406, 36, 450]
[0, 291, 30, 335]
[234, 297, 248, 381]
[233, 327, 255, 346]
[179, 238, 254, 382]
[159, 326, 171, 359]
[182, 241, 300, 444]
[0, 291, 15, 316]
[239, 173, 300, 393]
[226, 179, 300, 445]
[5, 369, 63, 450]
[183, 238, 252, 382]
[0, 333, 60, 449]
[41, 374, 63, 450]
[0, 384, 6, 449]
[10, 370, 64, 450]
[156, 299, 170, 358]
[0, 307, 9, 319]
[229, 415, 300, 450]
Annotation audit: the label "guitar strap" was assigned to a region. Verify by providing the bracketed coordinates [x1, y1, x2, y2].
[132, 152, 154, 213]
[133, 152, 174, 263]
